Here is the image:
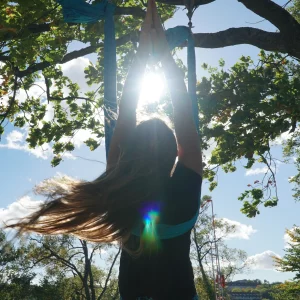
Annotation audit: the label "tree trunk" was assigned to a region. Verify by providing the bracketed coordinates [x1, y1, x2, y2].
[199, 259, 216, 300]
[81, 240, 92, 300]
[193, 228, 216, 300]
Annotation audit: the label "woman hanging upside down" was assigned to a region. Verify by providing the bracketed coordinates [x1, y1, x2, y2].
[7, 0, 202, 299]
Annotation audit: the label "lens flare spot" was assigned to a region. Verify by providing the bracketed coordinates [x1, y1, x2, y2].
[139, 72, 165, 107]
[140, 202, 161, 251]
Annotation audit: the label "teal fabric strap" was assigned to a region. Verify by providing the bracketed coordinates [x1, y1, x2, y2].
[131, 208, 199, 239]
[103, 4, 117, 158]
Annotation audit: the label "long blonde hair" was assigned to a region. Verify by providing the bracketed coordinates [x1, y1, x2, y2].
[6, 119, 178, 248]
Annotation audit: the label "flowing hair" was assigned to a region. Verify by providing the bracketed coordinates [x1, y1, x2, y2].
[6, 118, 178, 249]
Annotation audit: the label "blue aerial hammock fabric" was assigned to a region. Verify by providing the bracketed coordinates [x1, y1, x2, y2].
[57, 1, 200, 239]
[165, 26, 200, 133]
[56, 0, 117, 159]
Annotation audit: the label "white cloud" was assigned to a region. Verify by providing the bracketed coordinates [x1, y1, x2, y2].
[0, 58, 102, 158]
[217, 218, 257, 240]
[7, 130, 24, 143]
[44, 102, 55, 122]
[203, 139, 216, 163]
[0, 196, 43, 227]
[59, 57, 97, 96]
[0, 126, 95, 159]
[0, 130, 52, 159]
[246, 250, 281, 270]
[0, 128, 78, 160]
[60, 128, 98, 149]
[284, 226, 299, 248]
[72, 129, 96, 148]
[17, 81, 47, 103]
[245, 167, 268, 176]
[272, 131, 293, 146]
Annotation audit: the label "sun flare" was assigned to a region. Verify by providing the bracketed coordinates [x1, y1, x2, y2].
[139, 72, 165, 107]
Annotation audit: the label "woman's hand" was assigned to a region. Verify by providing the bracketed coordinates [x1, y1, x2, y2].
[136, 0, 155, 59]
[138, 26, 153, 58]
[149, 0, 174, 64]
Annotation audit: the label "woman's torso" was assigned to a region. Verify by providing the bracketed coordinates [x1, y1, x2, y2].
[119, 163, 202, 300]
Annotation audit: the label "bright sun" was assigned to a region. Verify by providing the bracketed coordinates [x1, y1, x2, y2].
[139, 72, 165, 107]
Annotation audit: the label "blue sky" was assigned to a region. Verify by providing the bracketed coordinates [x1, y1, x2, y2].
[0, 0, 298, 283]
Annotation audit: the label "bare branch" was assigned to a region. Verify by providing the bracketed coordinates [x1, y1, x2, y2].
[98, 247, 121, 300]
[29, 254, 53, 268]
[90, 244, 101, 261]
[67, 251, 84, 262]
[0, 55, 10, 62]
[15, 26, 298, 80]
[30, 237, 84, 282]
[238, 0, 300, 35]
[200, 248, 212, 261]
[194, 28, 287, 52]
[81, 239, 92, 300]
[193, 228, 203, 271]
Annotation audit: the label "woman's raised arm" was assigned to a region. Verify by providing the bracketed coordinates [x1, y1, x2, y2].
[151, 0, 202, 175]
[106, 2, 153, 170]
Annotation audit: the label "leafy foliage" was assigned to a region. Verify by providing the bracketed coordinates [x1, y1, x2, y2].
[0, 0, 176, 166]
[224, 279, 300, 300]
[198, 52, 300, 216]
[191, 197, 249, 298]
[1, 208, 251, 300]
[284, 131, 300, 201]
[1, 1, 299, 217]
[274, 226, 300, 279]
[0, 230, 121, 300]
[270, 280, 300, 300]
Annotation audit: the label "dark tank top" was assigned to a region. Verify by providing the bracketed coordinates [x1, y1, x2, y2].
[119, 162, 202, 300]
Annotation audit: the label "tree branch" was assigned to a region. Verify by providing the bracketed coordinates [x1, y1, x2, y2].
[193, 228, 203, 272]
[200, 248, 213, 261]
[238, 0, 300, 35]
[196, 239, 212, 252]
[17, 26, 300, 81]
[90, 245, 100, 261]
[3, 0, 300, 72]
[67, 251, 83, 262]
[11, 24, 300, 81]
[15, 27, 293, 80]
[0, 24, 51, 42]
[81, 240, 92, 300]
[30, 238, 84, 283]
[114, 6, 145, 18]
[0, 55, 11, 62]
[156, 0, 215, 5]
[193, 28, 287, 52]
[29, 254, 53, 268]
[17, 32, 136, 78]
[2, 7, 145, 43]
[98, 247, 121, 300]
